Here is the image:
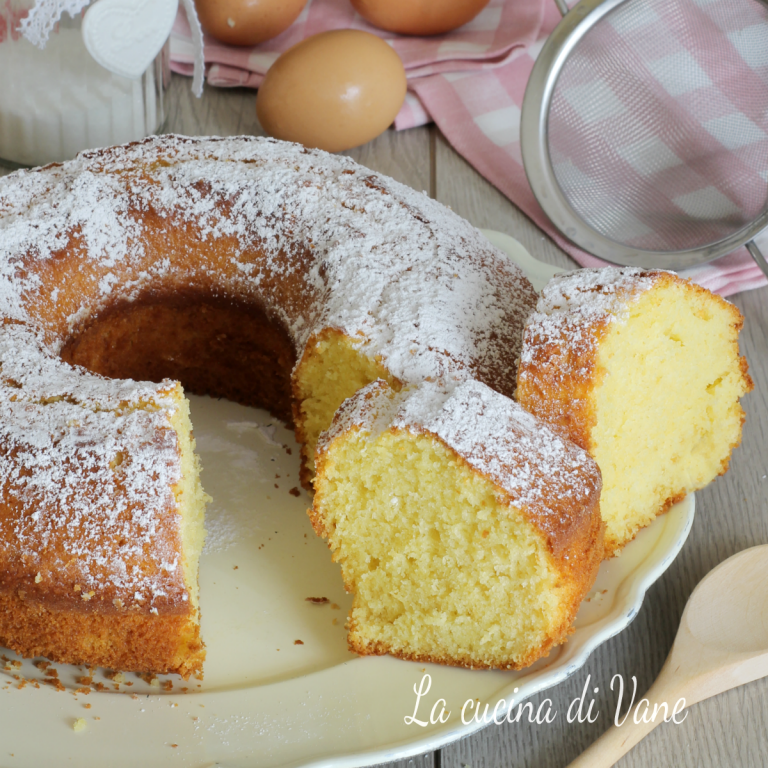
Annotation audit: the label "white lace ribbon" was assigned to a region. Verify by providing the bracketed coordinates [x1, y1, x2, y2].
[179, 0, 204, 97]
[18, 0, 204, 96]
[18, 0, 90, 47]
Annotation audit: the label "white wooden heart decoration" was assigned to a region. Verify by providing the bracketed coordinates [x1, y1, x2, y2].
[82, 0, 177, 80]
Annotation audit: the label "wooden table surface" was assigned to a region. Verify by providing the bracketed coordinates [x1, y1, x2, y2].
[2, 74, 767, 768]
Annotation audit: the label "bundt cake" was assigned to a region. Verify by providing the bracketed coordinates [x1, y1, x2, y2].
[516, 268, 753, 557]
[311, 379, 603, 670]
[0, 134, 538, 676]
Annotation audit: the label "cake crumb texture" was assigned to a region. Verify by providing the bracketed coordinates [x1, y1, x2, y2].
[517, 268, 752, 556]
[312, 379, 603, 669]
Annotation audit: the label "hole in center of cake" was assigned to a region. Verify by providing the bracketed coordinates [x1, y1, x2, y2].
[59, 293, 297, 426]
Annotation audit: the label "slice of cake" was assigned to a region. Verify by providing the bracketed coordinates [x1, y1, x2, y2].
[311, 379, 603, 670]
[0, 323, 207, 678]
[516, 268, 753, 557]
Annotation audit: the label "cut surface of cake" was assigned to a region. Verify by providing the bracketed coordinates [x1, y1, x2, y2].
[516, 268, 753, 557]
[311, 379, 603, 670]
[0, 323, 207, 678]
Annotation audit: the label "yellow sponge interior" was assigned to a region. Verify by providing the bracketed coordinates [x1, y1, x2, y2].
[296, 333, 397, 477]
[592, 283, 748, 553]
[317, 428, 562, 668]
[168, 385, 208, 659]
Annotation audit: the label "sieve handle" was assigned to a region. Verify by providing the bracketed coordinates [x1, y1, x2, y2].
[746, 241, 768, 281]
[553, 0, 569, 15]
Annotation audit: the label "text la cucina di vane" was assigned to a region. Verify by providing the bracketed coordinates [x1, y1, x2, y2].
[404, 673, 687, 728]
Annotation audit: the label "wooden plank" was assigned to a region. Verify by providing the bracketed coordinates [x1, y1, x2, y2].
[166, 76, 265, 139]
[432, 129, 768, 768]
[375, 756, 435, 768]
[167, 74, 431, 191]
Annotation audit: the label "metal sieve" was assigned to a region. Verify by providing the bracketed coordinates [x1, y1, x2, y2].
[521, 0, 768, 278]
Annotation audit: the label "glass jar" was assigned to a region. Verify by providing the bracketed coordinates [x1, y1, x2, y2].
[0, 1, 170, 168]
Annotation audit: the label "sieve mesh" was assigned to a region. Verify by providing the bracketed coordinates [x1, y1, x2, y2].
[548, 0, 768, 253]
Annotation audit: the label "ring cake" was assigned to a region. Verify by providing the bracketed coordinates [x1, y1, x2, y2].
[516, 268, 753, 556]
[0, 135, 538, 677]
[312, 378, 603, 670]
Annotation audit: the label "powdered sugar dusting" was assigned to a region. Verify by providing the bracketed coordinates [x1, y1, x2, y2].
[520, 267, 664, 366]
[0, 134, 538, 609]
[0, 135, 536, 390]
[0, 323, 185, 611]
[322, 379, 601, 554]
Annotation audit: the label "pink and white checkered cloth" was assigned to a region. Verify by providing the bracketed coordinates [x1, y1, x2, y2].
[171, 0, 768, 297]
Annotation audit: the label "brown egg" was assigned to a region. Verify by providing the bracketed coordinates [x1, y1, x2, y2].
[350, 0, 491, 36]
[194, 0, 307, 47]
[256, 30, 407, 153]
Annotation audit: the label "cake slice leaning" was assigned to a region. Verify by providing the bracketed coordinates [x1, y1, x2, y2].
[311, 379, 603, 670]
[0, 322, 207, 678]
[516, 268, 753, 557]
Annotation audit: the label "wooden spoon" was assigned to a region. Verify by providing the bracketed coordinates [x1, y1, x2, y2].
[568, 544, 768, 768]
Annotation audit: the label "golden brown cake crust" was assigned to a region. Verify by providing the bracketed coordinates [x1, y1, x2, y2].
[4, 134, 536, 481]
[0, 592, 202, 678]
[0, 323, 192, 615]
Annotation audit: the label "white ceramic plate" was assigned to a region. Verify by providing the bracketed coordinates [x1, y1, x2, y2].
[0, 232, 694, 768]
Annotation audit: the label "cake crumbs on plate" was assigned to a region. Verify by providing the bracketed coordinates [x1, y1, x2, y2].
[305, 596, 329, 604]
[44, 677, 65, 692]
[73, 718, 87, 732]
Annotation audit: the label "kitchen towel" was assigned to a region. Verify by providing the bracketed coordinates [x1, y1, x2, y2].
[171, 0, 768, 297]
